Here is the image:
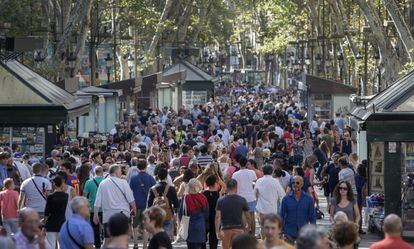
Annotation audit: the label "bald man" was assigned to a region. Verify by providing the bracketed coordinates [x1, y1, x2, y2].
[370, 214, 413, 249]
[13, 207, 51, 249]
[279, 176, 316, 240]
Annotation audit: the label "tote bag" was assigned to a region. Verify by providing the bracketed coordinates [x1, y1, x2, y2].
[179, 196, 190, 240]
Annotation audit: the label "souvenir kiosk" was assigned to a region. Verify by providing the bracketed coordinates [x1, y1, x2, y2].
[0, 59, 90, 159]
[349, 71, 414, 238]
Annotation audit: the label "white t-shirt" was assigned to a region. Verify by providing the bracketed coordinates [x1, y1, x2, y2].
[14, 161, 31, 181]
[254, 175, 286, 215]
[20, 176, 52, 213]
[232, 168, 257, 202]
[94, 176, 135, 223]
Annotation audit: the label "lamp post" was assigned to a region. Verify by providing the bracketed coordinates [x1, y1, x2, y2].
[105, 53, 113, 83]
[67, 52, 76, 78]
[127, 53, 134, 79]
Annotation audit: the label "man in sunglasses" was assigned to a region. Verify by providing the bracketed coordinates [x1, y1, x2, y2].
[279, 176, 316, 241]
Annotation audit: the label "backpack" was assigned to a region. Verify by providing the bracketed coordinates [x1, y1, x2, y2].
[151, 185, 173, 221]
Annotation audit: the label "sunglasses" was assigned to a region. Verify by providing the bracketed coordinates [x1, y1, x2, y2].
[339, 187, 348, 191]
[292, 181, 301, 185]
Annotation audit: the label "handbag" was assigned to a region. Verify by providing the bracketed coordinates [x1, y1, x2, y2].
[178, 195, 190, 240]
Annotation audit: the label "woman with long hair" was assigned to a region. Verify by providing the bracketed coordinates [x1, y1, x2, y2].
[197, 163, 226, 193]
[77, 163, 91, 193]
[179, 179, 209, 249]
[329, 180, 361, 226]
[313, 141, 329, 171]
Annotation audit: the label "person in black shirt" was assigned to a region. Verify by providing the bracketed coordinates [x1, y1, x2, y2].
[144, 206, 173, 249]
[201, 175, 220, 249]
[147, 166, 179, 240]
[44, 175, 68, 249]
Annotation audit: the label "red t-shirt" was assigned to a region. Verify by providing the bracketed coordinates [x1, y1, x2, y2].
[370, 236, 414, 249]
[0, 189, 18, 219]
[283, 131, 294, 152]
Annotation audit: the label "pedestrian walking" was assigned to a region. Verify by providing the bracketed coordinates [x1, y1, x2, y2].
[94, 164, 136, 246]
[83, 166, 105, 248]
[201, 175, 220, 249]
[13, 207, 51, 249]
[215, 179, 250, 249]
[144, 206, 173, 249]
[44, 175, 68, 249]
[0, 178, 19, 235]
[279, 176, 316, 241]
[261, 214, 293, 249]
[254, 165, 285, 238]
[19, 163, 52, 217]
[59, 197, 94, 249]
[179, 178, 209, 249]
[129, 159, 156, 249]
[231, 156, 257, 235]
[370, 214, 414, 249]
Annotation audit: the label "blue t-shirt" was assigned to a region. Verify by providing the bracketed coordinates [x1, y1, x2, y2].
[130, 172, 156, 209]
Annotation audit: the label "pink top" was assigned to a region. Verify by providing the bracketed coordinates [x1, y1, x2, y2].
[0, 189, 19, 219]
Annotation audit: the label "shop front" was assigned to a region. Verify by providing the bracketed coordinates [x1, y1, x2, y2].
[350, 71, 414, 237]
[0, 60, 90, 159]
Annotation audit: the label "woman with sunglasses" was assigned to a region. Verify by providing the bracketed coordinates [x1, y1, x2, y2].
[329, 180, 360, 227]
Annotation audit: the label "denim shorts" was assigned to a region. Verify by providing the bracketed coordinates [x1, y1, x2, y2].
[247, 201, 257, 212]
[163, 220, 173, 238]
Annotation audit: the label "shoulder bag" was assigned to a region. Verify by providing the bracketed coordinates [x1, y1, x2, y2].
[66, 222, 85, 249]
[178, 195, 190, 240]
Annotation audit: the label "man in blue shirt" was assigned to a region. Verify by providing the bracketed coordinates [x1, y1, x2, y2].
[279, 176, 316, 240]
[59, 196, 94, 249]
[130, 159, 156, 249]
[0, 152, 9, 188]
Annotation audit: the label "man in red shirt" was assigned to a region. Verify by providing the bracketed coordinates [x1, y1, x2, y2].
[370, 214, 414, 249]
[282, 127, 294, 153]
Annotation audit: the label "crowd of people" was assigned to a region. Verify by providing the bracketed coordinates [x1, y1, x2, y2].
[0, 84, 411, 249]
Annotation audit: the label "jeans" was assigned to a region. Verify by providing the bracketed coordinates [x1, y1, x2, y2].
[163, 220, 173, 239]
[2, 218, 19, 235]
[90, 212, 102, 248]
[46, 232, 59, 249]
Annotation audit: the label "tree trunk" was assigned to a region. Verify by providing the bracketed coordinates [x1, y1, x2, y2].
[355, 0, 402, 88]
[306, 0, 321, 36]
[176, 0, 194, 43]
[74, 0, 93, 76]
[327, 0, 349, 83]
[51, 0, 86, 71]
[147, 0, 174, 58]
[190, 0, 213, 43]
[382, 0, 414, 61]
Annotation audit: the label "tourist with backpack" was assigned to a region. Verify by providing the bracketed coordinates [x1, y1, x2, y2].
[147, 167, 179, 241]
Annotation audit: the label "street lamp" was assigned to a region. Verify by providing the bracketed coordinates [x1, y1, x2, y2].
[105, 53, 113, 83]
[127, 53, 134, 79]
[67, 52, 76, 78]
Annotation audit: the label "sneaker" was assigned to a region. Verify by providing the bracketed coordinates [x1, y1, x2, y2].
[172, 237, 184, 244]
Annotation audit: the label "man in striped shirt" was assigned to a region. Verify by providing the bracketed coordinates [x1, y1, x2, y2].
[197, 145, 213, 168]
